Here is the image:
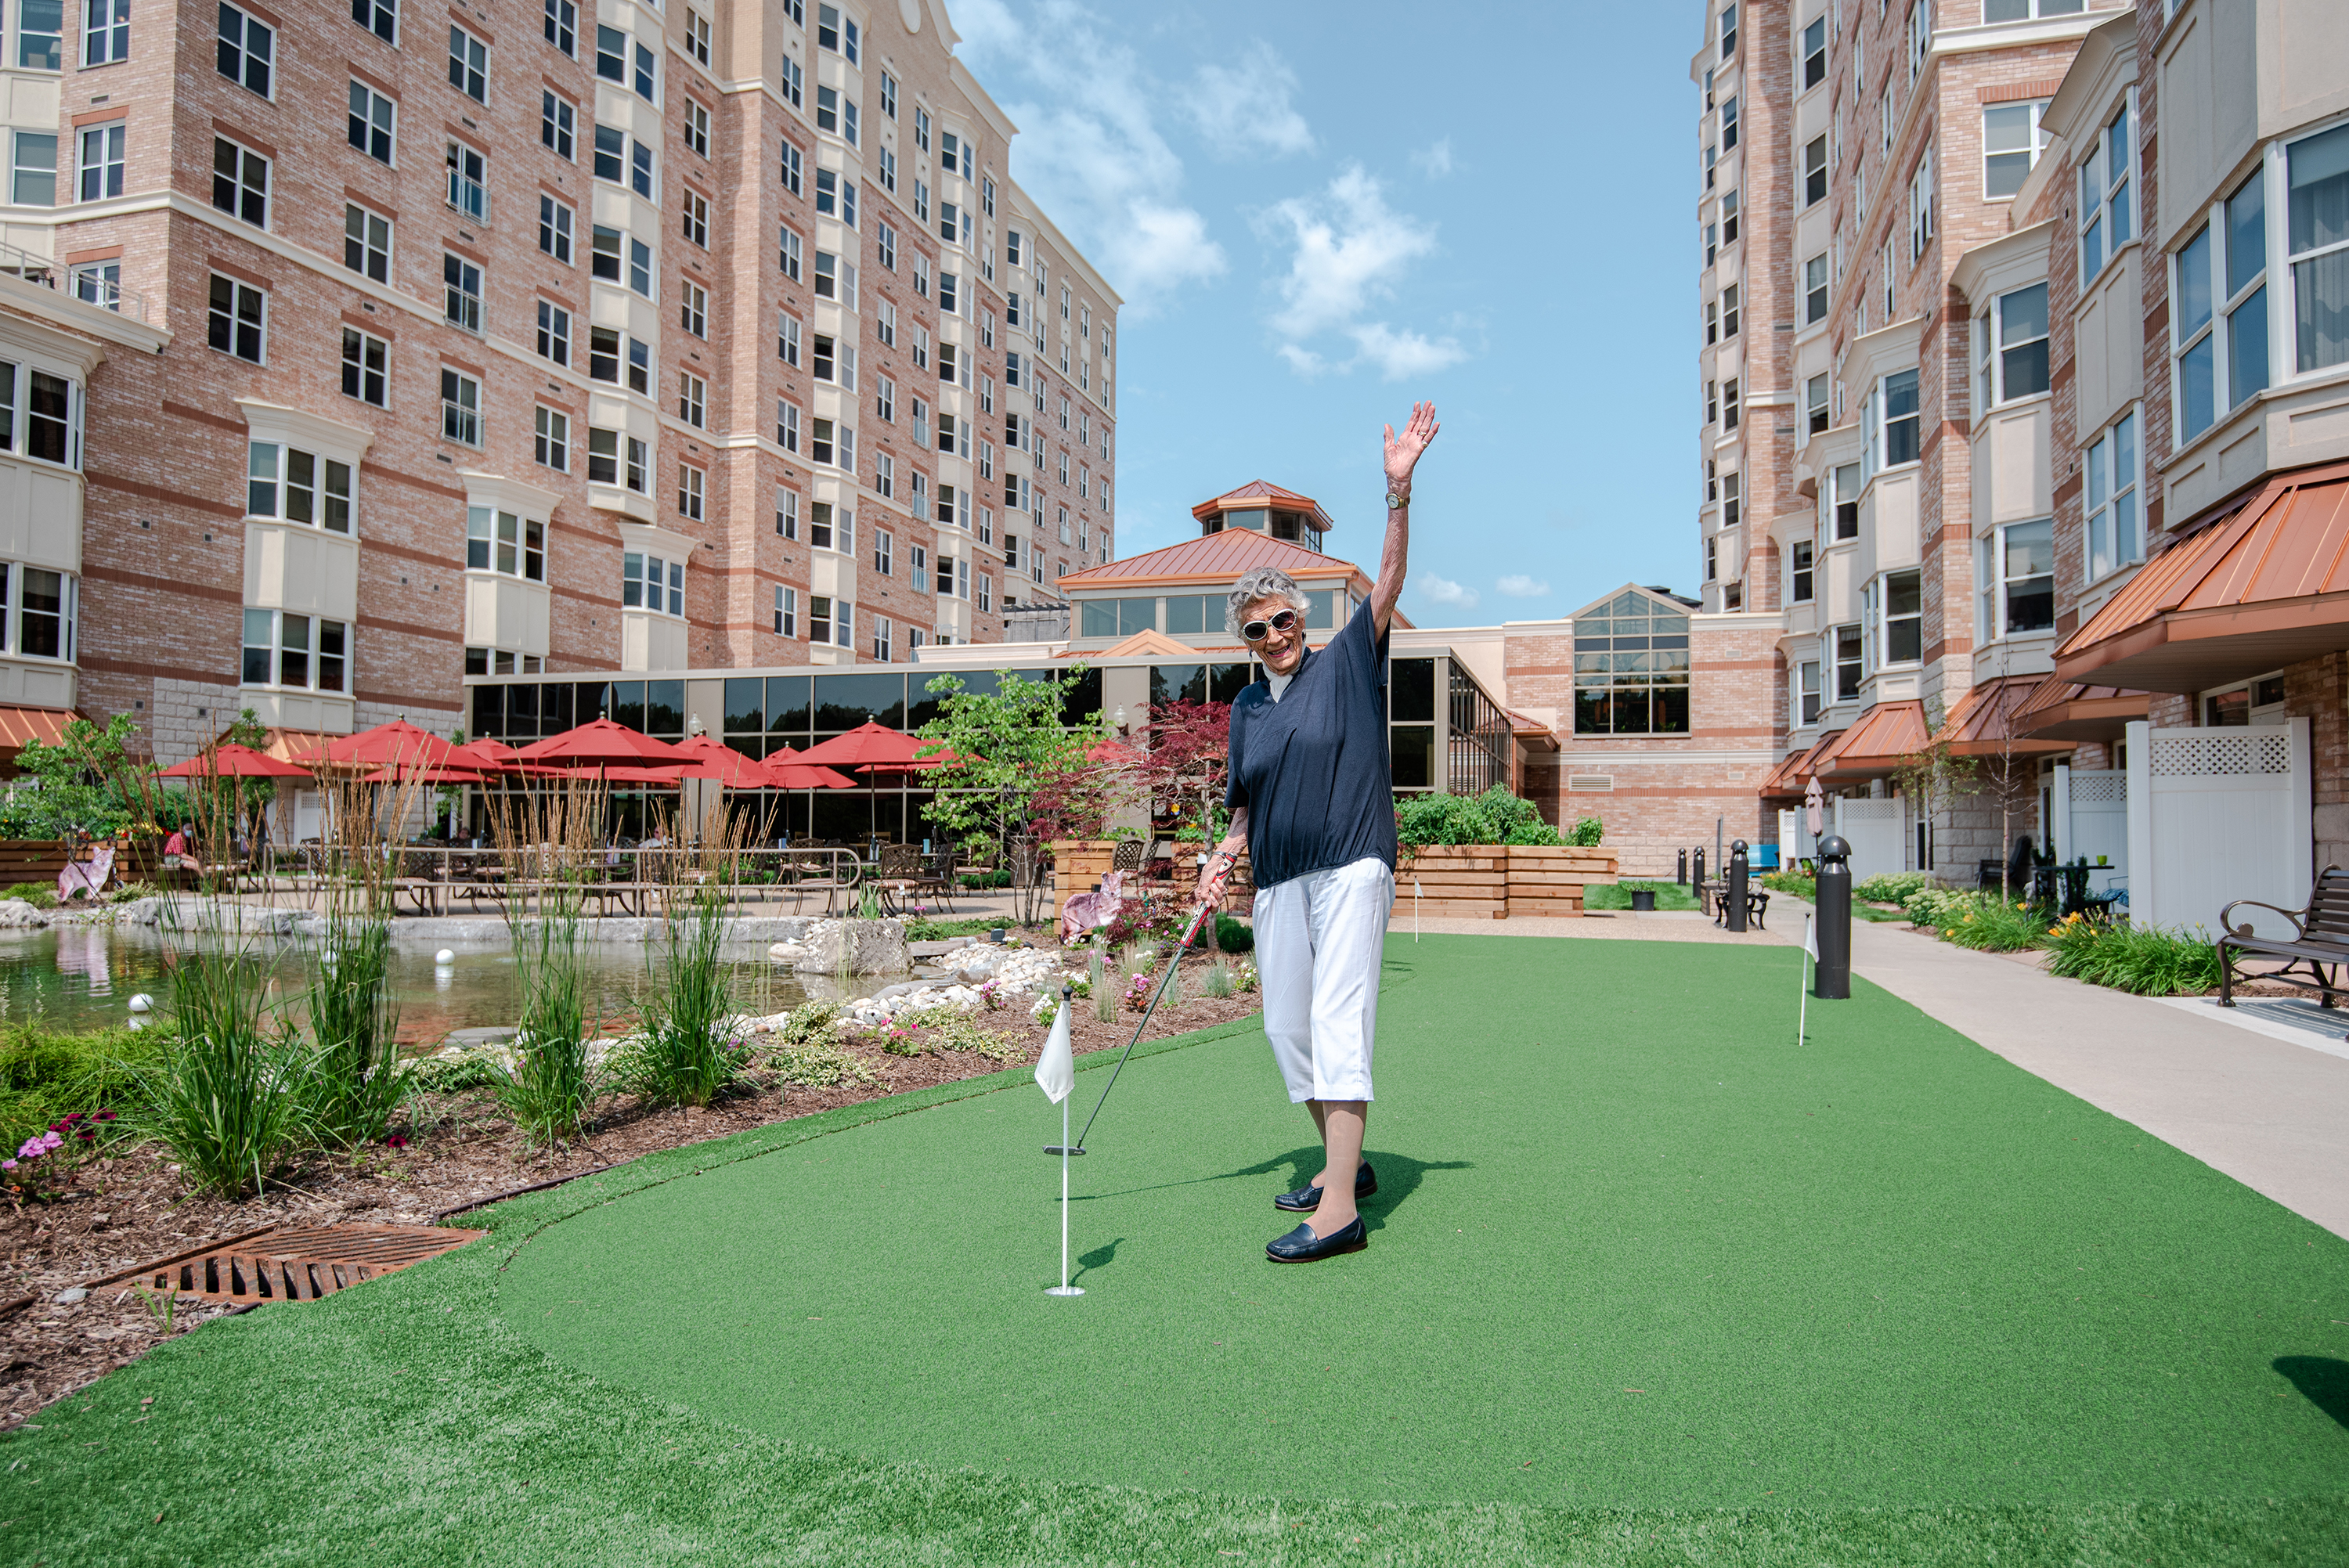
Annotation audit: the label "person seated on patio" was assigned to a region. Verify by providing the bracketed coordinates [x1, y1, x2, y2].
[163, 827, 198, 874]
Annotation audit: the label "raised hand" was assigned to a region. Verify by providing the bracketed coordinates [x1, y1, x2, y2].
[1383, 401, 1441, 491]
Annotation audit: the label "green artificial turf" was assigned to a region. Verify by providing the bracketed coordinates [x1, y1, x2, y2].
[5, 934, 2347, 1566]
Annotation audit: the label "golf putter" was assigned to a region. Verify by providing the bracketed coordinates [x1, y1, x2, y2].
[1046, 863, 1229, 1157]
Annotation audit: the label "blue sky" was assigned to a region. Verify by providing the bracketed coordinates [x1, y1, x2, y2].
[951, 0, 1695, 625]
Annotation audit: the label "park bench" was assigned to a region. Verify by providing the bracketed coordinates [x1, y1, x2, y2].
[2217, 865, 2349, 1009]
[1697, 878, 1770, 929]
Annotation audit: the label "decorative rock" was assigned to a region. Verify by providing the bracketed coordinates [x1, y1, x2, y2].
[770, 917, 910, 976]
[0, 899, 50, 929]
[56, 1287, 87, 1303]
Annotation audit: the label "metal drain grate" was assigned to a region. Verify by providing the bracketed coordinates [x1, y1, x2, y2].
[88, 1223, 486, 1304]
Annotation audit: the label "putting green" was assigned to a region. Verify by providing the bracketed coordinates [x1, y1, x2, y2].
[500, 935, 2349, 1508]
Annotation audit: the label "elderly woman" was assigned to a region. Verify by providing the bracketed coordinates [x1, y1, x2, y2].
[1196, 401, 1439, 1263]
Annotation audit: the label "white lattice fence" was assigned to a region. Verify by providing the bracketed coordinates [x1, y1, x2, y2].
[2052, 766, 2128, 878]
[2126, 719, 2310, 939]
[1834, 797, 1907, 882]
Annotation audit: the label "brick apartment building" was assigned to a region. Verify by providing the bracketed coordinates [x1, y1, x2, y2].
[1630, 0, 2349, 930]
[0, 0, 1116, 766]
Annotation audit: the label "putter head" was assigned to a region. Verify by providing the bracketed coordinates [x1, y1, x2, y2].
[1044, 1144, 1087, 1156]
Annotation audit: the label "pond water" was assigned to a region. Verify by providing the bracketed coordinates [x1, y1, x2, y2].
[0, 927, 818, 1049]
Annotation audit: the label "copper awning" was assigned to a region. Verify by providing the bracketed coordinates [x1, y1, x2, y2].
[1759, 730, 1843, 797]
[1813, 700, 1927, 779]
[0, 705, 80, 777]
[1940, 675, 2080, 757]
[2012, 672, 2151, 741]
[2054, 459, 2349, 693]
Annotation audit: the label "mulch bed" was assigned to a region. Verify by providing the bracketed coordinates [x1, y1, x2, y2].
[0, 953, 1261, 1429]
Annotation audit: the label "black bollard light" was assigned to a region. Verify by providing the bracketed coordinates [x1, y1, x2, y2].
[1727, 838, 1750, 932]
[1676, 849, 1688, 886]
[1693, 846, 1706, 888]
[1815, 834, 1853, 999]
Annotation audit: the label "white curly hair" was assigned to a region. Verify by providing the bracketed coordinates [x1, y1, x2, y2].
[1225, 568, 1309, 635]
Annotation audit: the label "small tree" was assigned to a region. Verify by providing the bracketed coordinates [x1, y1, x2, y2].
[915, 666, 1118, 925]
[11, 712, 146, 839]
[1889, 697, 1979, 885]
[1137, 701, 1232, 849]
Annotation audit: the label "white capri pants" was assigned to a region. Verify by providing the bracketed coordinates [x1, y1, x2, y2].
[1254, 856, 1394, 1104]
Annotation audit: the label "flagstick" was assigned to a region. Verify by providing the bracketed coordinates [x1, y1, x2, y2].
[1045, 993, 1083, 1298]
[1797, 914, 1812, 1047]
[1414, 877, 1421, 942]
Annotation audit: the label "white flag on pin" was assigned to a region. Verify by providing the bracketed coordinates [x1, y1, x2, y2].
[1034, 997, 1073, 1105]
[1804, 914, 1820, 960]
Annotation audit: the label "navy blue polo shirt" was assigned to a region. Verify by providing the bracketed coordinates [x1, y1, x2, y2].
[1225, 594, 1395, 892]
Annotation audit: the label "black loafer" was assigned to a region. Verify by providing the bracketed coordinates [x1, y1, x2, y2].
[1273, 1161, 1377, 1213]
[1266, 1216, 1367, 1262]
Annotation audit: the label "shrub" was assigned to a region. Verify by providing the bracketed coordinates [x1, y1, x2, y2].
[1903, 886, 1976, 929]
[1566, 816, 1604, 847]
[134, 942, 309, 1199]
[1586, 880, 1701, 911]
[1854, 871, 1931, 905]
[1759, 870, 1817, 898]
[402, 1047, 509, 1095]
[302, 916, 402, 1148]
[1503, 819, 1565, 847]
[769, 1036, 881, 1088]
[1396, 786, 1555, 849]
[0, 1024, 158, 1153]
[0, 884, 57, 909]
[900, 1005, 1024, 1060]
[1915, 891, 2048, 953]
[1185, 911, 1253, 953]
[2044, 914, 2224, 995]
[626, 889, 748, 1108]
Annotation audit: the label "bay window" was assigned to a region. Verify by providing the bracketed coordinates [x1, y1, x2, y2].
[247, 442, 353, 532]
[2079, 99, 2134, 284]
[2174, 168, 2271, 442]
[1978, 283, 2049, 408]
[1834, 625, 1862, 700]
[1872, 569, 1921, 665]
[2084, 409, 2142, 581]
[1791, 539, 1814, 602]
[621, 550, 683, 617]
[1977, 518, 2054, 641]
[0, 362, 79, 468]
[1795, 659, 1821, 726]
[240, 608, 345, 693]
[2287, 122, 2349, 375]
[466, 506, 545, 581]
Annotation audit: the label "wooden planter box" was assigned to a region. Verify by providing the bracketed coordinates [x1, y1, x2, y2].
[1048, 839, 1117, 926]
[1503, 845, 1619, 917]
[0, 838, 73, 889]
[1395, 845, 1509, 919]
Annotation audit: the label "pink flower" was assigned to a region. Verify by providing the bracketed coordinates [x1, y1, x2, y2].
[2, 1160, 16, 1171]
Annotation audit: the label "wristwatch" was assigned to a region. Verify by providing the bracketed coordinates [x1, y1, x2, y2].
[1385, 488, 1412, 510]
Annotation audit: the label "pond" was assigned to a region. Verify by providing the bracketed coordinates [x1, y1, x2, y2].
[0, 927, 819, 1050]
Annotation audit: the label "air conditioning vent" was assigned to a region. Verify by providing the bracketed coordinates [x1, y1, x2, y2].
[1567, 774, 1615, 793]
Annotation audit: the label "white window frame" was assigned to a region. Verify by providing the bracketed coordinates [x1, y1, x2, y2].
[1978, 282, 2050, 410]
[539, 194, 574, 264]
[2079, 93, 2136, 288]
[774, 584, 796, 637]
[448, 22, 489, 103]
[340, 326, 388, 407]
[441, 366, 482, 445]
[534, 406, 569, 471]
[348, 80, 396, 165]
[241, 607, 345, 694]
[216, 3, 272, 96]
[1975, 517, 2055, 645]
[678, 460, 705, 520]
[2084, 407, 2142, 583]
[446, 139, 488, 222]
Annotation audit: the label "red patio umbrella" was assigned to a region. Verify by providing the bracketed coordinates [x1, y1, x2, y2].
[451, 737, 524, 770]
[157, 743, 314, 779]
[765, 759, 858, 790]
[670, 734, 776, 789]
[596, 765, 687, 788]
[360, 762, 493, 786]
[518, 718, 688, 767]
[793, 720, 944, 770]
[313, 719, 460, 770]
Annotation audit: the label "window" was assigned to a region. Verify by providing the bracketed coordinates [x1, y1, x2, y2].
[1721, 96, 1738, 153]
[1801, 14, 1825, 88]
[1721, 189, 1740, 246]
[544, 0, 574, 55]
[77, 121, 122, 202]
[440, 368, 480, 445]
[1721, 283, 1740, 339]
[1982, 99, 2048, 200]
[1791, 539, 1815, 603]
[1828, 624, 1861, 700]
[542, 90, 576, 159]
[348, 81, 395, 164]
[1976, 517, 2054, 642]
[1833, 463, 1861, 540]
[587, 327, 651, 392]
[1803, 135, 1828, 206]
[539, 195, 573, 263]
[1878, 368, 1919, 467]
[1723, 377, 1739, 430]
[2288, 122, 2349, 376]
[680, 281, 708, 340]
[630, 139, 655, 197]
[678, 370, 705, 427]
[1805, 373, 1829, 435]
[1795, 658, 1821, 725]
[634, 40, 657, 103]
[807, 593, 832, 643]
[2084, 409, 2142, 580]
[1984, 0, 2085, 17]
[622, 551, 684, 616]
[685, 7, 709, 65]
[1722, 470, 1741, 530]
[2175, 166, 2275, 442]
[777, 311, 801, 367]
[591, 224, 622, 281]
[1908, 149, 1934, 259]
[217, 4, 272, 94]
[774, 585, 796, 637]
[448, 23, 487, 102]
[811, 416, 835, 465]
[781, 54, 802, 107]
[872, 524, 893, 575]
[9, 132, 52, 206]
[534, 406, 569, 471]
[16, 0, 59, 67]
[351, 0, 395, 45]
[630, 236, 654, 297]
[1802, 253, 1828, 324]
[443, 253, 482, 333]
[444, 141, 488, 221]
[1572, 592, 1691, 735]
[778, 222, 803, 282]
[777, 397, 799, 452]
[246, 442, 352, 533]
[243, 610, 345, 693]
[817, 85, 838, 133]
[340, 327, 386, 406]
[780, 137, 803, 195]
[1984, 283, 2049, 406]
[536, 300, 571, 367]
[2080, 99, 2134, 283]
[808, 499, 835, 549]
[207, 274, 265, 362]
[684, 99, 709, 158]
[678, 462, 704, 520]
[1879, 569, 1921, 664]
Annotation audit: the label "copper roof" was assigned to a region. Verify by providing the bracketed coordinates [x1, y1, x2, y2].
[1940, 675, 2081, 756]
[2012, 672, 2150, 741]
[1059, 529, 1367, 592]
[1187, 479, 1334, 532]
[2055, 458, 2349, 692]
[0, 706, 78, 752]
[1813, 701, 1927, 778]
[1759, 730, 1843, 797]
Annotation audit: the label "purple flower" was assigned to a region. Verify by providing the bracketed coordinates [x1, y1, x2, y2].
[2, 1160, 17, 1171]
[384, 1134, 410, 1150]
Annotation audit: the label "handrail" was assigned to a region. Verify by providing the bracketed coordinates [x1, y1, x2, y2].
[0, 236, 150, 323]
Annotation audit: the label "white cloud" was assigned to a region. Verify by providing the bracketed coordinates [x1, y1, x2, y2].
[1496, 574, 1551, 598]
[1419, 575, 1480, 610]
[954, 0, 1225, 312]
[1263, 164, 1465, 379]
[1186, 41, 1314, 160]
[1409, 138, 1454, 178]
